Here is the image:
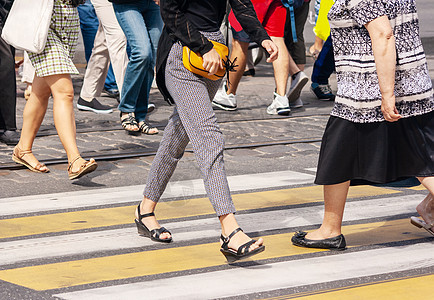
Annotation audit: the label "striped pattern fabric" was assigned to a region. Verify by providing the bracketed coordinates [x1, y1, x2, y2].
[328, 0, 434, 123]
[143, 31, 236, 216]
[29, 0, 80, 77]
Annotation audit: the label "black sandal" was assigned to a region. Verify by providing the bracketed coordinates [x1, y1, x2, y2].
[138, 121, 158, 135]
[120, 112, 139, 134]
[220, 228, 265, 262]
[134, 204, 172, 243]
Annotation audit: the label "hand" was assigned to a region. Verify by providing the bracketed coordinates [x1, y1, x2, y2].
[202, 48, 223, 76]
[381, 95, 401, 122]
[15, 59, 24, 69]
[261, 40, 278, 63]
[153, 0, 160, 5]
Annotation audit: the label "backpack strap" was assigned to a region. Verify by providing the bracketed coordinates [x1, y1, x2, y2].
[281, 0, 298, 43]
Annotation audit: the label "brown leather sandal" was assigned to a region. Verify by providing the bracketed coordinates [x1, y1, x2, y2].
[67, 155, 97, 180]
[12, 146, 49, 173]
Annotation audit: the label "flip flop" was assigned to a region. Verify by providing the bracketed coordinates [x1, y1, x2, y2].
[410, 216, 434, 236]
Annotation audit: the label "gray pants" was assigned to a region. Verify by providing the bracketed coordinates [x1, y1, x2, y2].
[143, 31, 236, 216]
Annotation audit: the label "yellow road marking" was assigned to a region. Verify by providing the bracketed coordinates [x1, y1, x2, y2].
[409, 185, 425, 191]
[0, 218, 428, 291]
[0, 186, 399, 239]
[274, 274, 434, 299]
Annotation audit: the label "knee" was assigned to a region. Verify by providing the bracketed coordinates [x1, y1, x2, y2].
[52, 88, 74, 104]
[131, 48, 153, 66]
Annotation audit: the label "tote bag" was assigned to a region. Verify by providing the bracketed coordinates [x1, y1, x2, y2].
[1, 0, 54, 54]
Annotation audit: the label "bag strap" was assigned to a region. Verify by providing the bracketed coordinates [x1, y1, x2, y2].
[281, 0, 298, 43]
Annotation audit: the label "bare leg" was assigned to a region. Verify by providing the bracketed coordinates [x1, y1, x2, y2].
[416, 177, 434, 229]
[306, 181, 350, 240]
[270, 37, 290, 96]
[226, 39, 249, 95]
[45, 74, 88, 172]
[16, 75, 51, 171]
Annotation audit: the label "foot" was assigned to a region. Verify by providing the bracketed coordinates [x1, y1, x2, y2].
[13, 146, 49, 172]
[222, 229, 264, 253]
[68, 157, 89, 173]
[120, 112, 139, 132]
[305, 227, 342, 241]
[311, 83, 336, 101]
[77, 97, 113, 114]
[212, 82, 237, 111]
[287, 71, 309, 102]
[289, 97, 303, 109]
[138, 121, 159, 135]
[0, 130, 20, 146]
[135, 202, 171, 241]
[267, 92, 290, 115]
[416, 194, 434, 231]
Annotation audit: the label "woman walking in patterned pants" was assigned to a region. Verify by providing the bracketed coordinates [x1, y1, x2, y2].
[12, 0, 97, 180]
[134, 0, 278, 261]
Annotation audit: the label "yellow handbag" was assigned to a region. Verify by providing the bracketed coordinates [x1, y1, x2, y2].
[182, 40, 229, 80]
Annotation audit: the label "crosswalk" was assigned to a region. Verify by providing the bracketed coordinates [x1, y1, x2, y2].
[0, 170, 432, 299]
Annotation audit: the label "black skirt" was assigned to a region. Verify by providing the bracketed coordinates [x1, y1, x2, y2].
[315, 110, 434, 185]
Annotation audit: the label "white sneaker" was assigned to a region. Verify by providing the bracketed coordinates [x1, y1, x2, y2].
[147, 103, 156, 113]
[212, 83, 237, 111]
[287, 71, 308, 102]
[267, 92, 290, 115]
[290, 97, 303, 109]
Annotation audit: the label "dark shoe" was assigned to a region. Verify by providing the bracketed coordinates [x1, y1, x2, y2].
[310, 83, 336, 101]
[77, 97, 113, 114]
[0, 130, 20, 146]
[102, 88, 120, 99]
[220, 228, 265, 263]
[135, 204, 172, 243]
[291, 231, 347, 250]
[243, 68, 255, 77]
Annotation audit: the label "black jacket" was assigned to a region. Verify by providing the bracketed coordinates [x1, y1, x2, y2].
[157, 0, 270, 104]
[0, 0, 14, 28]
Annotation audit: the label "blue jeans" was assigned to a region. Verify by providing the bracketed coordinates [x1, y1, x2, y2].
[113, 0, 163, 122]
[77, 0, 118, 91]
[311, 36, 335, 85]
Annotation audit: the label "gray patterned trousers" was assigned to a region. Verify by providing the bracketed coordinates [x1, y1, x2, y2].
[143, 31, 236, 216]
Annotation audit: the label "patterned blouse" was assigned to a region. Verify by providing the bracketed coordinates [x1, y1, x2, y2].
[328, 0, 434, 123]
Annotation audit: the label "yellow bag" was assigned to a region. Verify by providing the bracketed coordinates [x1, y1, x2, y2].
[182, 40, 229, 80]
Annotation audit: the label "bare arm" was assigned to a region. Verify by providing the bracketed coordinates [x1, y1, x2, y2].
[365, 15, 401, 122]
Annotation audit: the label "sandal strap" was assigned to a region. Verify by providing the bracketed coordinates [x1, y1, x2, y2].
[220, 227, 243, 248]
[139, 121, 156, 133]
[67, 155, 82, 172]
[136, 204, 155, 222]
[151, 227, 171, 239]
[14, 146, 32, 158]
[121, 113, 138, 127]
[237, 239, 256, 256]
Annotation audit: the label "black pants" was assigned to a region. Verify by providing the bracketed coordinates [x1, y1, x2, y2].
[0, 34, 17, 131]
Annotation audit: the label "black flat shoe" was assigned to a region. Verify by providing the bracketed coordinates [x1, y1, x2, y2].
[220, 228, 265, 263]
[135, 204, 172, 243]
[291, 231, 347, 250]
